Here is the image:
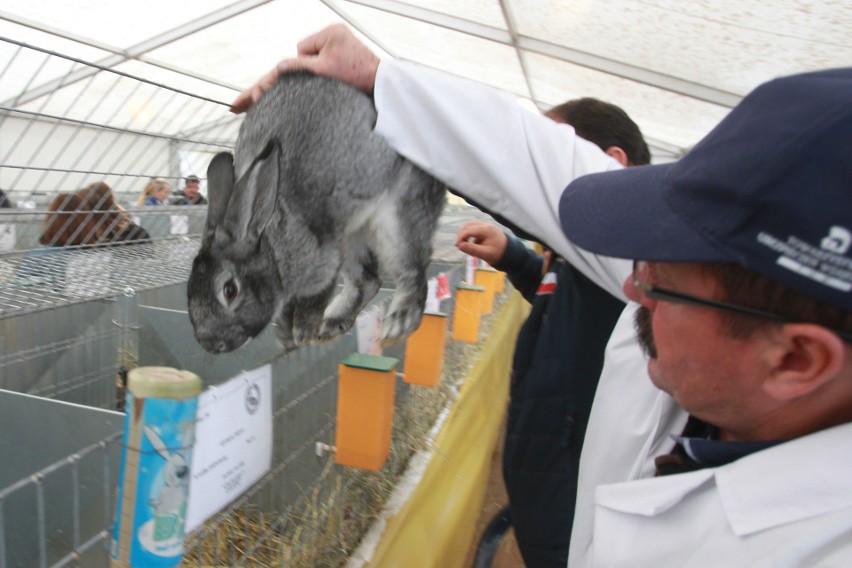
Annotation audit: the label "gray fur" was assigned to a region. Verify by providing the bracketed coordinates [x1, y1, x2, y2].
[187, 72, 446, 354]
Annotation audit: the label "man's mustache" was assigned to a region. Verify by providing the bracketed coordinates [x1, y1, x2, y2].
[634, 305, 657, 359]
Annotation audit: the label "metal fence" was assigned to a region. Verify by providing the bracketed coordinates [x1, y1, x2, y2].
[1, 23, 232, 409]
[0, 261, 470, 568]
[0, 204, 206, 409]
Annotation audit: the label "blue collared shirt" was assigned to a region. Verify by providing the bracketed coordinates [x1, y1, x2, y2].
[656, 417, 785, 475]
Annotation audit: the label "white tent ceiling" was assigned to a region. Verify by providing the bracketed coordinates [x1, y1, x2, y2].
[1, 0, 851, 160]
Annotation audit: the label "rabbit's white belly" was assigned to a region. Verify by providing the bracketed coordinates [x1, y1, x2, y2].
[344, 193, 397, 241]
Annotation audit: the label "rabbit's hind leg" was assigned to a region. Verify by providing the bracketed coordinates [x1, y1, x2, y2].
[378, 267, 428, 345]
[369, 213, 430, 345]
[318, 239, 381, 341]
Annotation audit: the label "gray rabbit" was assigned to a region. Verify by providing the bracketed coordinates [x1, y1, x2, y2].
[188, 71, 446, 353]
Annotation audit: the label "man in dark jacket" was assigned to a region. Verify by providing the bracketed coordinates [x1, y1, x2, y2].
[457, 98, 651, 567]
[171, 175, 208, 205]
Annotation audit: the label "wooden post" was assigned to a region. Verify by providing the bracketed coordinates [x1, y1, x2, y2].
[452, 284, 485, 343]
[493, 269, 506, 293]
[111, 367, 201, 568]
[474, 267, 501, 314]
[335, 353, 399, 471]
[403, 312, 448, 387]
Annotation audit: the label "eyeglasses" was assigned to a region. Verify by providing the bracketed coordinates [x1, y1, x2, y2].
[631, 261, 852, 343]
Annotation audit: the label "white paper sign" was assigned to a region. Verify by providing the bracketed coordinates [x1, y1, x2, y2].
[186, 365, 273, 532]
[466, 255, 478, 284]
[170, 215, 189, 235]
[0, 224, 15, 252]
[355, 304, 384, 356]
[425, 277, 440, 313]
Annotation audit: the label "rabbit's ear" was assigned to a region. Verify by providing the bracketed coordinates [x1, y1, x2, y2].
[204, 152, 236, 241]
[222, 139, 279, 244]
[143, 425, 171, 460]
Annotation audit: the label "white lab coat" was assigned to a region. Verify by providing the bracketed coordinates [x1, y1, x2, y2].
[374, 59, 687, 565]
[374, 60, 852, 565]
[374, 59, 629, 298]
[590, 422, 852, 567]
[569, 305, 688, 567]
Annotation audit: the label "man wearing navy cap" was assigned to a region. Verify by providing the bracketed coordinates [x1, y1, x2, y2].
[557, 68, 852, 565]
[235, 25, 851, 566]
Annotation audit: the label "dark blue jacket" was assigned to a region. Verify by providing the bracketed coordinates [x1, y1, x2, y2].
[495, 237, 624, 568]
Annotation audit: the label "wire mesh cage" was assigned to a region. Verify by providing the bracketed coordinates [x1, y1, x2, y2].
[0, 27, 227, 408]
[0, 29, 240, 205]
[1, 25, 233, 316]
[0, 265, 476, 568]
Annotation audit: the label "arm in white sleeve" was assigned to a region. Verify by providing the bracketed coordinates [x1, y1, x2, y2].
[373, 59, 630, 301]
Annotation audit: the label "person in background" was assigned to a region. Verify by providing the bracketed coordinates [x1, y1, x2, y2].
[19, 182, 151, 287]
[456, 97, 650, 568]
[77, 181, 150, 245]
[41, 182, 148, 246]
[137, 178, 171, 206]
[40, 192, 102, 247]
[171, 174, 207, 205]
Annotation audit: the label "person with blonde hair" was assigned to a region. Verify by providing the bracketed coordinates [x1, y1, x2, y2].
[137, 178, 171, 206]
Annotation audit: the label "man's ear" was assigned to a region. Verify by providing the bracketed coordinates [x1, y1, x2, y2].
[605, 146, 629, 167]
[762, 324, 847, 401]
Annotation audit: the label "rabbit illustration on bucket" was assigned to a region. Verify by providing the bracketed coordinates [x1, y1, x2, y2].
[143, 425, 190, 542]
[188, 71, 447, 354]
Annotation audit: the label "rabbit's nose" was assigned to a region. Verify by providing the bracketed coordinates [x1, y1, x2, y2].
[197, 333, 228, 353]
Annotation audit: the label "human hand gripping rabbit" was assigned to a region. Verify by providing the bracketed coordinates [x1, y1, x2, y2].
[231, 24, 379, 114]
[190, 71, 446, 354]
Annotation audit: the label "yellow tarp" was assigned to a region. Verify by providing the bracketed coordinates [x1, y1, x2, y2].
[366, 292, 529, 567]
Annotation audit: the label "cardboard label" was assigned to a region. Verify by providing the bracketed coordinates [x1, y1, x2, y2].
[185, 365, 273, 531]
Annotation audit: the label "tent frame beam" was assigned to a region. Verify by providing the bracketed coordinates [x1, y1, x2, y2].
[0, 0, 272, 107]
[341, 0, 741, 109]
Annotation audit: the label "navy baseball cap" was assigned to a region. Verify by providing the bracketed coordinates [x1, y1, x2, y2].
[559, 67, 852, 312]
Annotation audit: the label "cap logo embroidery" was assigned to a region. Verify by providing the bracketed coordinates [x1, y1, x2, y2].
[757, 232, 852, 293]
[821, 226, 851, 255]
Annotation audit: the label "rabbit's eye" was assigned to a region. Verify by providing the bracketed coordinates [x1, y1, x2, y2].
[223, 280, 239, 303]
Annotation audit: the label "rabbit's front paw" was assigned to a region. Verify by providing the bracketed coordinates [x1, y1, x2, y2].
[317, 316, 357, 342]
[380, 305, 423, 346]
[292, 319, 324, 346]
[292, 326, 314, 346]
